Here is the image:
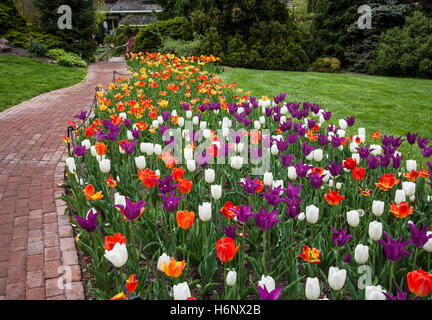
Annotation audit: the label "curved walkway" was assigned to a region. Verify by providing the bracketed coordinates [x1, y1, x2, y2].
[0, 59, 129, 300]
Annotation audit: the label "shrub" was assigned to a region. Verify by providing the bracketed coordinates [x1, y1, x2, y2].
[312, 57, 341, 73]
[57, 52, 87, 68]
[159, 33, 203, 57]
[367, 11, 432, 78]
[27, 40, 48, 57]
[47, 48, 67, 61]
[3, 29, 61, 49]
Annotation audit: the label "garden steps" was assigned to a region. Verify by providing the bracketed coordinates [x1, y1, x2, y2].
[0, 60, 128, 300]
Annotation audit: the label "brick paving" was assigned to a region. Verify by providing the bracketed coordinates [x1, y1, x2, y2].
[0, 60, 129, 300]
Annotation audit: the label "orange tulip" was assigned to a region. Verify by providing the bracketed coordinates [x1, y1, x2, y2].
[420, 168, 430, 179]
[104, 175, 119, 188]
[370, 131, 381, 140]
[358, 187, 372, 196]
[216, 237, 240, 263]
[375, 173, 400, 191]
[403, 170, 420, 182]
[95, 142, 107, 156]
[161, 257, 186, 278]
[298, 245, 321, 264]
[407, 270, 432, 297]
[84, 184, 103, 201]
[219, 202, 238, 219]
[255, 179, 264, 193]
[172, 167, 186, 182]
[389, 201, 413, 218]
[178, 178, 192, 194]
[104, 233, 126, 251]
[110, 274, 138, 300]
[176, 210, 195, 230]
[324, 189, 344, 206]
[352, 167, 366, 181]
[138, 168, 159, 189]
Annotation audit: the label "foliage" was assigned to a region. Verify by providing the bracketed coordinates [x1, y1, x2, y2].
[312, 57, 341, 73]
[47, 48, 67, 61]
[133, 16, 192, 54]
[368, 11, 432, 78]
[2, 29, 61, 49]
[104, 15, 140, 56]
[0, 0, 27, 36]
[159, 33, 203, 58]
[27, 39, 48, 57]
[57, 52, 88, 68]
[32, 0, 97, 61]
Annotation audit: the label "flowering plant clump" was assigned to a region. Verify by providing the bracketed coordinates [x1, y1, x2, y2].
[62, 52, 432, 300]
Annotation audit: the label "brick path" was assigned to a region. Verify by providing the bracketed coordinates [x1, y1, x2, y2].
[0, 60, 129, 300]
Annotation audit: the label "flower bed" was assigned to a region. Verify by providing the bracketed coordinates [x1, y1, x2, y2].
[62, 52, 432, 300]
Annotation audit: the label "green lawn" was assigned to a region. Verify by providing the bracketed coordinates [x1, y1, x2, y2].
[221, 68, 432, 163]
[0, 54, 87, 112]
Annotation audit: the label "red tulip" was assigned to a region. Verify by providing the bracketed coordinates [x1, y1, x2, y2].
[216, 237, 239, 263]
[352, 167, 365, 181]
[324, 189, 344, 206]
[407, 269, 432, 297]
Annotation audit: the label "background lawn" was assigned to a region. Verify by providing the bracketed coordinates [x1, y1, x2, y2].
[221, 68, 432, 164]
[0, 54, 87, 112]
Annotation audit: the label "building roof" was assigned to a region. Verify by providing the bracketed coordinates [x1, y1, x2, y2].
[102, 0, 162, 13]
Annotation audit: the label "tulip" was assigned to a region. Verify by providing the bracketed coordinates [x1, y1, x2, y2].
[134, 156, 146, 170]
[178, 117, 184, 127]
[407, 270, 432, 297]
[368, 221, 383, 241]
[192, 116, 199, 125]
[153, 144, 162, 156]
[205, 169, 215, 184]
[90, 145, 97, 157]
[298, 212, 305, 221]
[157, 253, 171, 271]
[258, 275, 275, 293]
[347, 210, 360, 227]
[271, 144, 279, 155]
[305, 204, 319, 224]
[173, 282, 192, 300]
[423, 232, 432, 252]
[230, 156, 244, 170]
[176, 210, 195, 230]
[338, 119, 347, 130]
[104, 242, 128, 268]
[216, 237, 239, 263]
[161, 257, 186, 278]
[328, 267, 346, 291]
[394, 189, 406, 205]
[305, 277, 320, 300]
[211, 185, 222, 200]
[402, 181, 416, 198]
[65, 157, 76, 174]
[365, 286, 386, 300]
[313, 149, 323, 162]
[99, 158, 111, 173]
[406, 159, 417, 172]
[186, 159, 196, 172]
[198, 202, 212, 222]
[263, 172, 273, 186]
[354, 244, 369, 264]
[372, 200, 384, 217]
[226, 270, 237, 287]
[186, 110, 192, 119]
[140, 142, 154, 156]
[81, 139, 91, 150]
[288, 166, 297, 180]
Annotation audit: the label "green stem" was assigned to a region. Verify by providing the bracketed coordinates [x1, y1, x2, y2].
[129, 221, 137, 264]
[389, 262, 395, 294]
[412, 247, 419, 270]
[263, 231, 267, 273]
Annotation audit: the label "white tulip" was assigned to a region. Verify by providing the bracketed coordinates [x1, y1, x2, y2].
[205, 169, 215, 184]
[104, 243, 128, 268]
[273, 180, 283, 192]
[328, 267, 346, 291]
[157, 253, 171, 271]
[313, 149, 323, 162]
[118, 112, 127, 120]
[394, 189, 406, 205]
[99, 159, 111, 173]
[186, 110, 192, 119]
[134, 156, 146, 170]
[119, 145, 125, 154]
[258, 275, 275, 293]
[114, 193, 126, 208]
[306, 152, 314, 161]
[350, 142, 359, 154]
[406, 159, 417, 172]
[198, 202, 212, 222]
[352, 153, 360, 164]
[226, 270, 237, 287]
[263, 172, 274, 186]
[65, 157, 76, 174]
[173, 282, 191, 300]
[358, 128, 366, 136]
[328, 179, 334, 187]
[186, 159, 196, 172]
[368, 221, 383, 241]
[140, 142, 154, 156]
[151, 119, 159, 130]
[354, 244, 369, 264]
[402, 181, 416, 198]
[306, 204, 319, 224]
[184, 147, 193, 161]
[153, 144, 162, 156]
[127, 130, 134, 141]
[298, 212, 305, 221]
[192, 116, 199, 125]
[230, 156, 244, 170]
[157, 115, 164, 125]
[336, 182, 343, 190]
[259, 116, 265, 125]
[200, 121, 207, 130]
[203, 128, 211, 139]
[365, 286, 386, 300]
[370, 144, 382, 157]
[271, 144, 279, 155]
[338, 119, 347, 130]
[211, 185, 222, 200]
[288, 166, 297, 180]
[347, 210, 360, 227]
[81, 139, 91, 150]
[305, 277, 320, 300]
[90, 145, 97, 157]
[178, 117, 184, 127]
[372, 200, 384, 217]
[423, 232, 432, 253]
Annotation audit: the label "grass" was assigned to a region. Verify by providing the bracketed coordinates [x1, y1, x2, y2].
[0, 54, 87, 112]
[221, 68, 432, 164]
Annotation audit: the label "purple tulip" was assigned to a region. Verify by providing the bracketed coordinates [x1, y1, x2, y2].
[378, 232, 411, 263]
[74, 209, 99, 233]
[406, 132, 418, 145]
[160, 191, 184, 212]
[279, 153, 295, 168]
[282, 197, 303, 219]
[157, 175, 178, 194]
[326, 160, 343, 177]
[408, 223, 432, 248]
[330, 226, 353, 247]
[74, 144, 88, 157]
[392, 153, 404, 169]
[161, 111, 170, 122]
[280, 121, 292, 132]
[124, 118, 131, 128]
[344, 253, 352, 264]
[224, 225, 236, 240]
[383, 286, 417, 300]
[74, 111, 87, 121]
[302, 142, 316, 157]
[418, 137, 429, 149]
[356, 144, 374, 160]
[237, 175, 260, 195]
[322, 111, 332, 121]
[276, 139, 289, 153]
[345, 116, 355, 127]
[309, 171, 326, 189]
[367, 155, 380, 170]
[115, 197, 146, 221]
[231, 204, 254, 225]
[257, 284, 283, 300]
[293, 160, 313, 178]
[286, 133, 299, 145]
[119, 140, 137, 154]
[253, 206, 281, 231]
[330, 135, 344, 148]
[421, 146, 432, 158]
[261, 186, 282, 207]
[283, 181, 302, 200]
[318, 134, 329, 147]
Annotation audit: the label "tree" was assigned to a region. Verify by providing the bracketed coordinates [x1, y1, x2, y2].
[32, 0, 97, 60]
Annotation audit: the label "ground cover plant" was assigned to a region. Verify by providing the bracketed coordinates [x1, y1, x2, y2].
[62, 52, 432, 300]
[0, 54, 87, 111]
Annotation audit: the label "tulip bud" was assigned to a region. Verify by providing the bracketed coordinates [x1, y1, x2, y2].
[347, 210, 360, 227]
[328, 267, 346, 291]
[198, 202, 212, 222]
[177, 117, 185, 127]
[365, 286, 386, 300]
[336, 182, 343, 190]
[186, 159, 196, 172]
[313, 149, 323, 162]
[81, 139, 91, 150]
[372, 200, 384, 217]
[368, 221, 383, 241]
[192, 116, 199, 125]
[205, 169, 215, 184]
[354, 244, 369, 264]
[298, 212, 305, 221]
[153, 144, 162, 156]
[263, 172, 274, 186]
[306, 204, 319, 224]
[226, 270, 237, 287]
[152, 119, 159, 130]
[65, 157, 76, 174]
[186, 110, 192, 119]
[338, 119, 347, 130]
[211, 185, 222, 200]
[402, 181, 416, 198]
[258, 275, 275, 292]
[99, 159, 111, 173]
[423, 232, 432, 253]
[305, 277, 320, 300]
[271, 144, 279, 155]
[157, 253, 171, 271]
[230, 156, 244, 170]
[406, 159, 417, 172]
[288, 166, 297, 180]
[203, 128, 211, 139]
[184, 147, 193, 161]
[127, 130, 134, 141]
[173, 282, 191, 300]
[104, 242, 128, 268]
[259, 116, 265, 125]
[135, 156, 146, 170]
[394, 189, 406, 205]
[114, 193, 126, 208]
[370, 144, 382, 157]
